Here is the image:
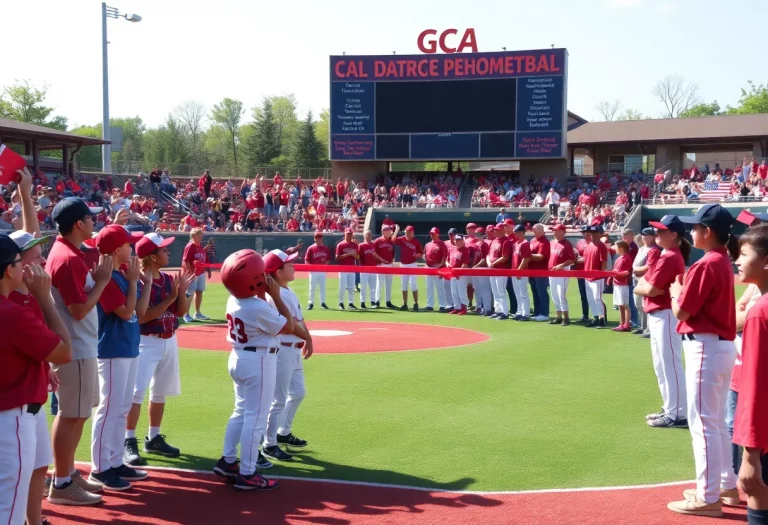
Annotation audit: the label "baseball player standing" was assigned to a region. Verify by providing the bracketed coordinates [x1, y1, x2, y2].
[475, 226, 496, 317]
[393, 225, 423, 311]
[471, 226, 493, 315]
[443, 229, 458, 312]
[424, 227, 448, 312]
[447, 235, 470, 315]
[182, 228, 209, 322]
[464, 223, 478, 308]
[262, 250, 313, 462]
[502, 219, 519, 316]
[335, 228, 359, 310]
[0, 234, 72, 525]
[528, 224, 551, 321]
[574, 227, 592, 323]
[666, 204, 738, 517]
[583, 225, 608, 328]
[305, 232, 331, 310]
[357, 230, 378, 308]
[124, 234, 195, 467]
[214, 250, 294, 491]
[374, 224, 399, 309]
[632, 228, 662, 337]
[510, 225, 532, 321]
[488, 224, 512, 320]
[547, 224, 576, 325]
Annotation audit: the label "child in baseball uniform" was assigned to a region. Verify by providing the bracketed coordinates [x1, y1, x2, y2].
[90, 225, 152, 491]
[610, 241, 633, 332]
[213, 250, 294, 491]
[124, 233, 195, 467]
[262, 249, 314, 462]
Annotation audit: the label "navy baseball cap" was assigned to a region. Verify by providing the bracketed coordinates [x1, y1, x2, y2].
[641, 227, 656, 236]
[447, 228, 458, 236]
[52, 197, 103, 230]
[677, 203, 734, 233]
[0, 232, 22, 267]
[513, 224, 525, 233]
[580, 225, 591, 233]
[590, 224, 604, 233]
[648, 215, 686, 237]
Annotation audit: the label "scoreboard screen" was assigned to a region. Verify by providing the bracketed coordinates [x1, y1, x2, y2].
[329, 48, 568, 162]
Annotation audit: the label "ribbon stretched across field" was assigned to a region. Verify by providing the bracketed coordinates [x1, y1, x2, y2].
[194, 261, 618, 280]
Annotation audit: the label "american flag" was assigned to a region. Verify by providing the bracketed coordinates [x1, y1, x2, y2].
[700, 181, 730, 201]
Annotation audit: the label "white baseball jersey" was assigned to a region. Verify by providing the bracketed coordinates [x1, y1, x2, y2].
[225, 296, 286, 349]
[266, 287, 303, 345]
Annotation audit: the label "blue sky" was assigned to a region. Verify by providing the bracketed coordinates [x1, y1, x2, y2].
[3, 0, 765, 128]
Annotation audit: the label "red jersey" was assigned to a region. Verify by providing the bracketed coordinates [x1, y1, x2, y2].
[358, 242, 378, 266]
[583, 240, 607, 282]
[447, 246, 470, 268]
[548, 239, 575, 269]
[374, 237, 395, 264]
[140, 273, 179, 336]
[489, 236, 513, 266]
[0, 294, 61, 410]
[643, 247, 685, 313]
[476, 240, 490, 266]
[574, 239, 589, 270]
[335, 240, 359, 266]
[528, 236, 550, 270]
[733, 294, 768, 452]
[424, 240, 448, 267]
[511, 239, 532, 269]
[612, 254, 633, 286]
[677, 247, 736, 340]
[305, 244, 332, 265]
[759, 164, 768, 180]
[464, 237, 482, 266]
[183, 242, 207, 276]
[394, 236, 422, 264]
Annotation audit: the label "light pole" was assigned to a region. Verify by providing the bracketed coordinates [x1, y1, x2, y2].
[102, 3, 141, 173]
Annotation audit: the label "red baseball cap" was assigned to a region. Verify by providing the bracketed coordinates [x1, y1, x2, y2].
[552, 224, 567, 232]
[263, 249, 298, 273]
[382, 224, 392, 231]
[135, 232, 175, 258]
[405, 225, 415, 232]
[503, 218, 515, 226]
[314, 231, 323, 237]
[95, 224, 144, 255]
[494, 223, 505, 231]
[466, 223, 478, 230]
[429, 227, 440, 235]
[344, 227, 353, 234]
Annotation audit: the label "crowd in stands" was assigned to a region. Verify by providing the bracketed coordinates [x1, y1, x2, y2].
[369, 171, 461, 208]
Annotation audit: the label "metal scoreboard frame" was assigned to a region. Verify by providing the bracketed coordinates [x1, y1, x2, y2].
[329, 48, 568, 162]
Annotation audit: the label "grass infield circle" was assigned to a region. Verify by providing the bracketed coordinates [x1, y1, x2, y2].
[177, 321, 490, 354]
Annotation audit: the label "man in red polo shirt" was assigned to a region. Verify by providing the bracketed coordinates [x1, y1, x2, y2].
[182, 228, 209, 322]
[424, 227, 448, 312]
[583, 225, 608, 328]
[335, 228, 359, 310]
[357, 230, 378, 308]
[394, 225, 423, 311]
[0, 234, 73, 525]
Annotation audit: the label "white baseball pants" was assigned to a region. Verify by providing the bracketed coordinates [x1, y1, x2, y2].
[512, 277, 530, 317]
[648, 310, 686, 420]
[91, 357, 139, 474]
[263, 347, 305, 448]
[443, 277, 454, 309]
[0, 406, 44, 525]
[491, 276, 510, 316]
[450, 276, 469, 308]
[683, 335, 738, 504]
[400, 263, 418, 292]
[472, 276, 493, 312]
[223, 348, 278, 476]
[376, 263, 393, 302]
[586, 279, 606, 317]
[338, 272, 355, 304]
[549, 277, 569, 312]
[308, 272, 326, 305]
[359, 272, 377, 304]
[134, 334, 182, 405]
[425, 274, 447, 309]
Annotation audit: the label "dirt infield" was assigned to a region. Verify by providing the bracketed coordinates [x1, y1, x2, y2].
[178, 321, 490, 354]
[41, 467, 747, 525]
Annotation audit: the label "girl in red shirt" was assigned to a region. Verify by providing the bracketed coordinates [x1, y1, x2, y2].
[732, 223, 768, 524]
[610, 241, 632, 332]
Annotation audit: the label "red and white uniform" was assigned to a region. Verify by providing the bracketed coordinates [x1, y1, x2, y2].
[448, 246, 470, 308]
[511, 239, 532, 318]
[676, 247, 738, 504]
[611, 254, 632, 306]
[643, 247, 686, 421]
[488, 235, 513, 316]
[222, 295, 287, 476]
[548, 238, 575, 313]
[583, 240, 607, 318]
[471, 238, 493, 314]
[395, 236, 422, 292]
[183, 242, 208, 294]
[305, 244, 332, 306]
[424, 240, 448, 310]
[335, 240, 359, 305]
[374, 236, 395, 304]
[357, 241, 378, 304]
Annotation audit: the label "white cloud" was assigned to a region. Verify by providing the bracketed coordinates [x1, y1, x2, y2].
[605, 0, 643, 7]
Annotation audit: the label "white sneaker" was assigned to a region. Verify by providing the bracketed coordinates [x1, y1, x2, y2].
[183, 314, 194, 323]
[533, 315, 550, 322]
[194, 312, 210, 320]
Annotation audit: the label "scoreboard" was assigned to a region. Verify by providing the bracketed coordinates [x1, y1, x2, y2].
[329, 48, 568, 162]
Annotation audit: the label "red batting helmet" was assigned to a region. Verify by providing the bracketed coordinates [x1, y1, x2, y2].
[221, 249, 266, 298]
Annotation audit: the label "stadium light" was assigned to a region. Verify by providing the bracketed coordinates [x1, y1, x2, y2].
[102, 3, 142, 173]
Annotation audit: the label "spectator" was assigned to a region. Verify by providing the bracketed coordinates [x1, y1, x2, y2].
[181, 228, 210, 322]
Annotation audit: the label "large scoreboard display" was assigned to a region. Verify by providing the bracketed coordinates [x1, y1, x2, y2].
[330, 48, 567, 161]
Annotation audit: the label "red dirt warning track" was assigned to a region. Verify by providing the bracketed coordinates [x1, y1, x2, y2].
[41, 468, 748, 525]
[178, 321, 489, 353]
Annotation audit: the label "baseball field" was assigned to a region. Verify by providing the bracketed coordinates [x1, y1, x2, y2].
[43, 273, 750, 524]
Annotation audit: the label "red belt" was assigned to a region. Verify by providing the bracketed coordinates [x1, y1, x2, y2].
[147, 332, 175, 340]
[280, 342, 303, 348]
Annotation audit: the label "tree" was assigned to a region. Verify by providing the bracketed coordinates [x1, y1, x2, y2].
[726, 81, 768, 115]
[595, 100, 622, 121]
[143, 115, 189, 171]
[210, 98, 244, 167]
[314, 108, 330, 165]
[253, 95, 299, 158]
[174, 101, 207, 166]
[71, 125, 103, 170]
[679, 101, 722, 118]
[616, 108, 644, 121]
[292, 111, 323, 170]
[110, 117, 146, 169]
[0, 80, 68, 130]
[243, 98, 280, 168]
[652, 75, 700, 118]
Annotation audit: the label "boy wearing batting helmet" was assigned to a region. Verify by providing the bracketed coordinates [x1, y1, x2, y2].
[214, 250, 294, 491]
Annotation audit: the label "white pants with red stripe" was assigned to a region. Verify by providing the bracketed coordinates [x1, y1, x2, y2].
[263, 346, 305, 448]
[512, 277, 530, 317]
[683, 334, 738, 504]
[338, 272, 355, 304]
[586, 279, 606, 317]
[648, 310, 686, 420]
[549, 277, 569, 312]
[223, 348, 277, 476]
[0, 407, 37, 525]
[91, 358, 139, 474]
[450, 276, 469, 309]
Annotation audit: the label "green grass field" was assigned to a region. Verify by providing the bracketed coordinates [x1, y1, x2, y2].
[59, 276, 744, 492]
